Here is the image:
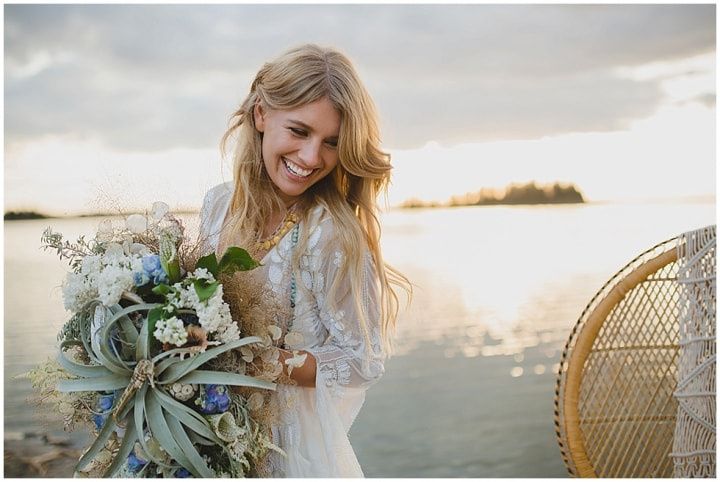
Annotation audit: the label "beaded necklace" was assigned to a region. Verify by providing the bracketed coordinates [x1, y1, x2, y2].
[283, 223, 300, 349]
[254, 209, 299, 253]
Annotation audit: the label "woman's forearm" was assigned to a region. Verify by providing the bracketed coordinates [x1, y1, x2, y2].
[278, 348, 317, 387]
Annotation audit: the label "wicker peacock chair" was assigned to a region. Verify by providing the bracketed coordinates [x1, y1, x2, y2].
[554, 226, 716, 478]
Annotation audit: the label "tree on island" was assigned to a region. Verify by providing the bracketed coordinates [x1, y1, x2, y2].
[4, 211, 50, 220]
[400, 181, 585, 208]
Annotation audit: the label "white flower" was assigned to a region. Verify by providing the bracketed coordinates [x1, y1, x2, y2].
[153, 317, 188, 346]
[126, 214, 148, 234]
[96, 264, 134, 307]
[191, 267, 215, 282]
[62, 263, 98, 312]
[164, 282, 238, 343]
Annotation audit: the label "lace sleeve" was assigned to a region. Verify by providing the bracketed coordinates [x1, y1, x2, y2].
[303, 218, 386, 399]
[198, 182, 233, 253]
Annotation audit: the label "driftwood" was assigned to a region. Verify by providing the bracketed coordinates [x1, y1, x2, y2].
[7, 448, 81, 476]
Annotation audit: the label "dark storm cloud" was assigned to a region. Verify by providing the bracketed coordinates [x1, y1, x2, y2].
[4, 4, 715, 151]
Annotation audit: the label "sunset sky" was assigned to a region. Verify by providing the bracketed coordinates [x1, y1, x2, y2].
[4, 3, 716, 215]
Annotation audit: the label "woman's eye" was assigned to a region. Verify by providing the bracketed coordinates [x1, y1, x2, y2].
[325, 140, 338, 149]
[289, 127, 307, 137]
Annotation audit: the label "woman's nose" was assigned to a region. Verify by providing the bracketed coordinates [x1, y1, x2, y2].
[298, 139, 322, 167]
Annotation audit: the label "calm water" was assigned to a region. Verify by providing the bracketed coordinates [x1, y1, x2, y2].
[4, 201, 715, 477]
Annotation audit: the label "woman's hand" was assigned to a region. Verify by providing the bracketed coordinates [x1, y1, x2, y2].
[278, 348, 317, 387]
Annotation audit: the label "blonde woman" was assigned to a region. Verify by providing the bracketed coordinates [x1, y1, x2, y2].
[199, 44, 410, 477]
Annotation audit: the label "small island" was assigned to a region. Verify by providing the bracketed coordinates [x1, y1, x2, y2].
[4, 211, 51, 220]
[399, 181, 585, 209]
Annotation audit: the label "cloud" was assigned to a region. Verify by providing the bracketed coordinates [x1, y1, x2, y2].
[4, 4, 715, 151]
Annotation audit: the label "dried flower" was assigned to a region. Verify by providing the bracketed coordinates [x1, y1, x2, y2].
[126, 214, 148, 234]
[247, 392, 264, 411]
[168, 383, 198, 402]
[284, 331, 304, 348]
[268, 325, 282, 341]
[240, 346, 254, 363]
[285, 351, 308, 376]
[151, 201, 169, 221]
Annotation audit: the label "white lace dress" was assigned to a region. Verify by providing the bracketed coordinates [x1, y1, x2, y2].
[199, 182, 386, 478]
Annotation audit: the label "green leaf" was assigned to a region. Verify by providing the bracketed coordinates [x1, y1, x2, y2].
[136, 319, 149, 360]
[147, 307, 164, 350]
[195, 252, 219, 278]
[145, 390, 195, 475]
[133, 385, 152, 464]
[152, 284, 171, 296]
[103, 415, 138, 477]
[89, 304, 128, 375]
[188, 431, 216, 446]
[193, 279, 219, 303]
[166, 259, 182, 285]
[158, 336, 264, 384]
[57, 374, 130, 392]
[177, 370, 276, 391]
[154, 356, 181, 378]
[218, 247, 259, 275]
[75, 413, 118, 472]
[118, 316, 139, 346]
[99, 303, 161, 373]
[160, 235, 182, 284]
[154, 389, 222, 444]
[165, 410, 215, 477]
[57, 351, 113, 378]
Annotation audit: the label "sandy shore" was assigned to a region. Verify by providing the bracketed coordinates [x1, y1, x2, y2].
[4, 432, 82, 477]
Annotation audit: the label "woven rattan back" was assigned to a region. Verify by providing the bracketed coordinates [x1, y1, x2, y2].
[554, 237, 681, 477]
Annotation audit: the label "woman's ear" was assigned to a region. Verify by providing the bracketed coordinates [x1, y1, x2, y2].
[253, 102, 266, 133]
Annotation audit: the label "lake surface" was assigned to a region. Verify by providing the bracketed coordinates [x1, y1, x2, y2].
[4, 201, 715, 477]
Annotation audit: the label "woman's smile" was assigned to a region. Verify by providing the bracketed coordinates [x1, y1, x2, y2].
[282, 157, 315, 179]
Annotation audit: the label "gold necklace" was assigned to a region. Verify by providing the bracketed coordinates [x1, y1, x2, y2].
[254, 209, 299, 252]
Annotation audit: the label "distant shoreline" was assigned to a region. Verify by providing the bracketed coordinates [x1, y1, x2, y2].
[4, 210, 200, 221]
[399, 181, 586, 209]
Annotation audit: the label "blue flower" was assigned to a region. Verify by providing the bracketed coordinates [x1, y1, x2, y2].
[126, 452, 148, 473]
[93, 393, 115, 429]
[133, 271, 149, 287]
[175, 468, 192, 478]
[93, 413, 107, 430]
[98, 394, 114, 411]
[140, 254, 169, 285]
[195, 384, 230, 414]
[152, 270, 168, 285]
[142, 254, 163, 273]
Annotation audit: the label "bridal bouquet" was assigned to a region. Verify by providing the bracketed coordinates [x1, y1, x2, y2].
[27, 202, 283, 477]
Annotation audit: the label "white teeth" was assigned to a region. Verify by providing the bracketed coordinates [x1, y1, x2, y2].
[284, 159, 313, 177]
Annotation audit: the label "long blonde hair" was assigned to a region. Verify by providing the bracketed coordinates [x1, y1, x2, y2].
[219, 44, 410, 354]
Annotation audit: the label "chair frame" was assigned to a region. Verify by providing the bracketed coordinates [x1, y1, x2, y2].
[554, 236, 679, 477]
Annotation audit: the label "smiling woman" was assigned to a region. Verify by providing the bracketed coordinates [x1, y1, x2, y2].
[199, 44, 412, 477]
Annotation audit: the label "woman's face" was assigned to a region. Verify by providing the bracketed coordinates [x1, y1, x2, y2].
[254, 97, 341, 208]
